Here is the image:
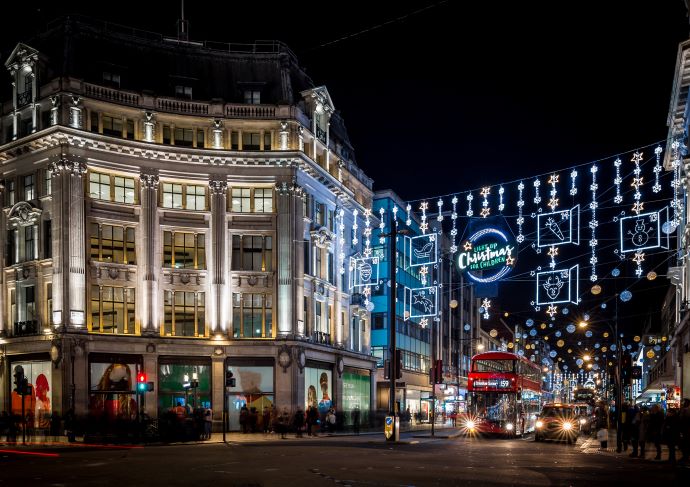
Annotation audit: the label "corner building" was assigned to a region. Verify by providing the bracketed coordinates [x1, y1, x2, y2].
[0, 17, 376, 432]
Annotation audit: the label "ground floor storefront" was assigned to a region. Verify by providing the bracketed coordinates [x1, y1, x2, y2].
[0, 333, 377, 438]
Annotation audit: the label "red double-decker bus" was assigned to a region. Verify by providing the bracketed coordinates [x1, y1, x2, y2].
[463, 351, 543, 436]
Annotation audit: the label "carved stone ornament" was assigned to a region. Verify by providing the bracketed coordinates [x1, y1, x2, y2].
[49, 157, 86, 176]
[310, 227, 334, 250]
[277, 344, 293, 373]
[274, 179, 303, 197]
[209, 179, 228, 195]
[8, 201, 42, 227]
[180, 273, 191, 284]
[107, 267, 120, 280]
[336, 355, 344, 377]
[140, 171, 159, 189]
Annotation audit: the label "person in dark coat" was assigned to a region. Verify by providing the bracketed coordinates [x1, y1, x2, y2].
[239, 405, 249, 434]
[50, 411, 61, 442]
[648, 404, 664, 460]
[293, 408, 305, 438]
[637, 406, 650, 459]
[662, 407, 681, 464]
[307, 405, 319, 436]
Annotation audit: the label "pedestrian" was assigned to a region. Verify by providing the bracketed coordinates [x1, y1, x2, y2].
[648, 404, 664, 460]
[307, 405, 319, 436]
[278, 408, 290, 439]
[239, 405, 249, 434]
[293, 407, 305, 438]
[662, 407, 680, 464]
[64, 408, 76, 443]
[351, 405, 361, 435]
[0, 411, 8, 443]
[262, 407, 271, 434]
[326, 407, 336, 433]
[637, 406, 650, 459]
[204, 408, 213, 440]
[620, 401, 631, 451]
[679, 398, 690, 465]
[629, 404, 641, 457]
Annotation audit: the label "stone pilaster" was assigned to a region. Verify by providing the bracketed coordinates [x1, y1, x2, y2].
[209, 179, 228, 334]
[212, 120, 223, 149]
[139, 170, 159, 333]
[0, 183, 4, 336]
[50, 156, 87, 329]
[275, 179, 304, 338]
[279, 121, 289, 150]
[143, 112, 155, 142]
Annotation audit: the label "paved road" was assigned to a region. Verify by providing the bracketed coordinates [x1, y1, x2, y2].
[1, 432, 688, 486]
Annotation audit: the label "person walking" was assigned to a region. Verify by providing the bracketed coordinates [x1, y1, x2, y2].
[637, 406, 650, 459]
[262, 407, 271, 434]
[239, 405, 249, 434]
[278, 408, 290, 439]
[629, 404, 641, 457]
[648, 404, 664, 460]
[662, 407, 680, 464]
[293, 408, 305, 438]
[351, 405, 361, 435]
[307, 405, 319, 436]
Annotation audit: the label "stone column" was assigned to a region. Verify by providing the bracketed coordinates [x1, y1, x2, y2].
[50, 96, 60, 126]
[143, 112, 155, 142]
[211, 120, 223, 149]
[275, 179, 304, 338]
[209, 179, 228, 335]
[139, 170, 160, 334]
[49, 156, 86, 329]
[279, 121, 289, 150]
[69, 96, 82, 129]
[0, 183, 4, 336]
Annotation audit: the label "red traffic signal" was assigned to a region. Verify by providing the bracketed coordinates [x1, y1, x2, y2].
[137, 372, 147, 392]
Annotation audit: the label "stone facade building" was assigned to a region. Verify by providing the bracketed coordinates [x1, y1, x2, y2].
[0, 16, 375, 432]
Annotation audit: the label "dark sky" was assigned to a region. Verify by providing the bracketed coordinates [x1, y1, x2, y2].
[1, 1, 687, 364]
[2, 1, 689, 202]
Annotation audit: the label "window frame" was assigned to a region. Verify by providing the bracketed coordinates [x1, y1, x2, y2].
[89, 172, 137, 204]
[230, 187, 273, 213]
[163, 290, 206, 337]
[162, 230, 206, 270]
[232, 292, 273, 339]
[89, 284, 136, 335]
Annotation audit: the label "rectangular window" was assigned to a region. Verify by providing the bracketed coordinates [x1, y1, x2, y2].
[7, 229, 16, 264]
[315, 301, 323, 332]
[174, 127, 194, 147]
[90, 223, 136, 264]
[231, 131, 239, 150]
[90, 111, 99, 132]
[102, 115, 123, 137]
[102, 71, 121, 88]
[315, 246, 322, 279]
[113, 176, 136, 204]
[23, 174, 35, 201]
[24, 225, 37, 261]
[89, 172, 111, 201]
[315, 203, 324, 226]
[231, 188, 251, 212]
[163, 290, 205, 337]
[44, 169, 52, 196]
[231, 235, 272, 271]
[254, 188, 273, 213]
[126, 119, 135, 140]
[263, 132, 271, 150]
[90, 285, 135, 334]
[244, 90, 260, 105]
[175, 85, 193, 99]
[232, 293, 272, 338]
[163, 125, 171, 144]
[196, 129, 205, 148]
[6, 180, 15, 206]
[24, 286, 36, 323]
[162, 183, 183, 209]
[186, 185, 206, 211]
[43, 220, 51, 259]
[230, 188, 273, 213]
[242, 132, 260, 151]
[162, 231, 205, 269]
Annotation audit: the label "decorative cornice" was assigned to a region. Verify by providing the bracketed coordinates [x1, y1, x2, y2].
[48, 158, 86, 176]
[209, 179, 228, 195]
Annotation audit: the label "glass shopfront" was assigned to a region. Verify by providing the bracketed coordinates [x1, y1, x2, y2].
[341, 368, 370, 427]
[225, 359, 274, 432]
[158, 357, 211, 415]
[304, 364, 333, 416]
[10, 359, 52, 432]
[89, 354, 141, 423]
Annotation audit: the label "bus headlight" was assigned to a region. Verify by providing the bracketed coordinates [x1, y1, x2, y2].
[536, 420, 544, 428]
[579, 419, 587, 425]
[506, 422, 514, 431]
[466, 420, 476, 430]
[562, 422, 573, 431]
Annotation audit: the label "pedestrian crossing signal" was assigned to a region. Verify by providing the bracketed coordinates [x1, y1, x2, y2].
[137, 372, 148, 392]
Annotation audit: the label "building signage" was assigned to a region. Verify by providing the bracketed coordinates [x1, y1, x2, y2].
[472, 378, 512, 389]
[458, 227, 516, 283]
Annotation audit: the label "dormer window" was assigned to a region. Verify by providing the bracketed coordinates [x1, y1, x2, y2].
[102, 71, 120, 88]
[175, 85, 193, 99]
[244, 90, 260, 105]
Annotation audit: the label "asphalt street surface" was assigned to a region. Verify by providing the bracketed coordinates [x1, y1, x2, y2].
[1, 432, 688, 486]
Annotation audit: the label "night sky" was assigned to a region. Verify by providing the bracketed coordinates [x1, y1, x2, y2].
[2, 1, 689, 365]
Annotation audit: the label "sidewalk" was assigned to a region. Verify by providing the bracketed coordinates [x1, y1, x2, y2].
[579, 429, 686, 464]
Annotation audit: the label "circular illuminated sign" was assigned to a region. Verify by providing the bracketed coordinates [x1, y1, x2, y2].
[458, 227, 516, 283]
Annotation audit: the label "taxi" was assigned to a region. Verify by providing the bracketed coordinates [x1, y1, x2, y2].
[534, 403, 579, 444]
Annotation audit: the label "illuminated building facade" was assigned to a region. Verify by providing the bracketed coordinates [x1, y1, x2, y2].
[0, 16, 375, 432]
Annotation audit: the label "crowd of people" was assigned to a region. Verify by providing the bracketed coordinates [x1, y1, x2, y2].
[0, 408, 74, 443]
[238, 404, 361, 438]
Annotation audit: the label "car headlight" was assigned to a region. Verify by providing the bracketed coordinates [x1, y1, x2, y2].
[562, 422, 573, 431]
[580, 419, 587, 425]
[466, 420, 476, 430]
[506, 422, 514, 431]
[536, 420, 544, 428]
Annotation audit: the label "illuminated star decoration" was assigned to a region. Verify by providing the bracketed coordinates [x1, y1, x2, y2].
[546, 304, 558, 318]
[548, 173, 559, 210]
[419, 318, 429, 328]
[548, 197, 559, 211]
[419, 265, 429, 285]
[481, 298, 492, 320]
[505, 255, 515, 266]
[633, 251, 645, 277]
[480, 207, 491, 218]
[547, 246, 559, 258]
[463, 241, 473, 251]
[632, 201, 644, 215]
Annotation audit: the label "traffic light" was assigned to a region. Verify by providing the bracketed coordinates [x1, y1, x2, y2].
[621, 354, 632, 385]
[137, 372, 148, 393]
[383, 359, 391, 380]
[225, 368, 236, 388]
[395, 349, 403, 380]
